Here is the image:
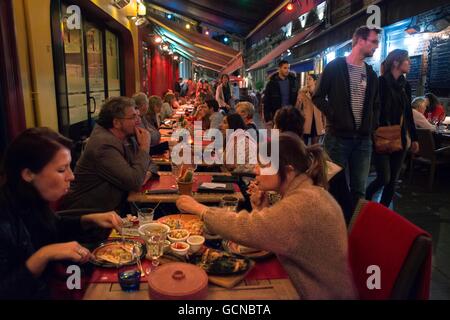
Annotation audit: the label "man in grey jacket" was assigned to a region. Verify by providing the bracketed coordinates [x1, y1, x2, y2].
[61, 97, 151, 213]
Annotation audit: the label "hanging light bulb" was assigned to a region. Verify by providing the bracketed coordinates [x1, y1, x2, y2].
[154, 35, 163, 44]
[286, 2, 294, 12]
[137, 2, 146, 16]
[185, 23, 191, 30]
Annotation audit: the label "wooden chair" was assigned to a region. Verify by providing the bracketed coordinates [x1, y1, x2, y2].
[409, 128, 450, 190]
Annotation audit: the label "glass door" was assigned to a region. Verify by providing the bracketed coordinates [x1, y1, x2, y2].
[85, 22, 105, 121]
[59, 3, 122, 141]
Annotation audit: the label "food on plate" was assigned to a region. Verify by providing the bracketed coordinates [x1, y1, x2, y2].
[191, 248, 249, 274]
[173, 242, 189, 250]
[161, 217, 203, 235]
[94, 242, 140, 265]
[168, 229, 190, 240]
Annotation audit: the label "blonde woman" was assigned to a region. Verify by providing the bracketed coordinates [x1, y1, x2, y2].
[295, 74, 326, 145]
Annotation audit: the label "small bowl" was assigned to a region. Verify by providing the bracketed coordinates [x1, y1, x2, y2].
[138, 223, 170, 239]
[187, 235, 205, 253]
[170, 242, 190, 256]
[167, 229, 190, 243]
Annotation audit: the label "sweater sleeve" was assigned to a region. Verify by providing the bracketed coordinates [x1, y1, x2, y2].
[95, 143, 149, 192]
[203, 196, 303, 256]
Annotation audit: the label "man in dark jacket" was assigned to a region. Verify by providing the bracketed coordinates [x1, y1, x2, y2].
[263, 60, 298, 124]
[312, 26, 381, 207]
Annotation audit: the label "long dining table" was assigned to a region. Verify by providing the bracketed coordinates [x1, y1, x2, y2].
[128, 171, 244, 204]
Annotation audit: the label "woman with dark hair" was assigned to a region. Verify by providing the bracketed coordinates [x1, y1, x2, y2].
[366, 49, 419, 207]
[274, 106, 305, 138]
[0, 128, 122, 299]
[205, 99, 224, 129]
[215, 74, 232, 112]
[221, 113, 257, 173]
[295, 73, 326, 145]
[424, 93, 446, 124]
[176, 132, 356, 299]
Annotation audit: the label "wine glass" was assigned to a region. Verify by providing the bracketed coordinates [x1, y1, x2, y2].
[145, 230, 165, 271]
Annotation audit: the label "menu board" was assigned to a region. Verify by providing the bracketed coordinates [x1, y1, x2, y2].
[427, 40, 450, 90]
[407, 55, 422, 96]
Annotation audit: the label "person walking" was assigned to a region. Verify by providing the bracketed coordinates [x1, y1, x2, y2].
[312, 26, 381, 207]
[366, 49, 419, 207]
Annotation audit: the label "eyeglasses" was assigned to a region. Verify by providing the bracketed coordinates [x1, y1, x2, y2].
[365, 38, 379, 45]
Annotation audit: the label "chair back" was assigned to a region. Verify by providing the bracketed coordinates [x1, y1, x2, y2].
[415, 128, 436, 160]
[348, 200, 432, 300]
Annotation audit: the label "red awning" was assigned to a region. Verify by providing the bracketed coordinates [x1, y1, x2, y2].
[246, 24, 321, 72]
[221, 53, 244, 75]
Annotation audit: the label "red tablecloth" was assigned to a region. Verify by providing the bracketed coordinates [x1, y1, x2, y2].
[89, 257, 288, 284]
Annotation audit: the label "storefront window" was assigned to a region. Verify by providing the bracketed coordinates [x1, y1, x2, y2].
[106, 30, 121, 98]
[62, 3, 87, 124]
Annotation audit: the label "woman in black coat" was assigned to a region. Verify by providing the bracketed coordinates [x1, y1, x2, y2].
[0, 128, 123, 299]
[366, 49, 419, 207]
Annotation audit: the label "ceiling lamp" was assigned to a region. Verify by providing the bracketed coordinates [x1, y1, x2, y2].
[167, 13, 173, 20]
[137, 2, 146, 16]
[185, 23, 191, 30]
[223, 36, 229, 43]
[286, 2, 294, 12]
[205, 30, 210, 36]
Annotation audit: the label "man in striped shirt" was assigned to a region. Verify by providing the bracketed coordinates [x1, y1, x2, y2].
[313, 26, 381, 210]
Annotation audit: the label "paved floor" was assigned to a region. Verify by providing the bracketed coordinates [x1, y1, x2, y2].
[371, 162, 450, 300]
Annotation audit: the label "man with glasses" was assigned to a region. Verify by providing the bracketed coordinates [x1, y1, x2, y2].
[61, 97, 152, 214]
[312, 26, 381, 209]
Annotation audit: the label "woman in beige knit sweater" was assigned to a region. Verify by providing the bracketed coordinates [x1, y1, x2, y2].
[176, 133, 357, 300]
[295, 74, 326, 145]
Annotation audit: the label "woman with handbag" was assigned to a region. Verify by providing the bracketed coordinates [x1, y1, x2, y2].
[366, 49, 419, 207]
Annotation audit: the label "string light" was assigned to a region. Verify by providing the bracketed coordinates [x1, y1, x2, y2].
[286, 2, 294, 12]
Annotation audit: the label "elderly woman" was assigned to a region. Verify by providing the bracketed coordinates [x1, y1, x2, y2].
[0, 128, 122, 299]
[133, 92, 161, 146]
[177, 133, 357, 299]
[411, 97, 436, 131]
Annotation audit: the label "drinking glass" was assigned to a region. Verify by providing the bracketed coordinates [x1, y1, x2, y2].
[220, 196, 239, 212]
[138, 208, 154, 226]
[145, 230, 166, 271]
[117, 260, 141, 292]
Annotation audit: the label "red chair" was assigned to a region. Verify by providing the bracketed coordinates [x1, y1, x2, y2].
[348, 200, 432, 300]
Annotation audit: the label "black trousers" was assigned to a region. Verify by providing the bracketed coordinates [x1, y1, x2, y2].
[365, 149, 407, 207]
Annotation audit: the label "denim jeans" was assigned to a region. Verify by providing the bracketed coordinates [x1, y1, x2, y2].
[365, 150, 407, 207]
[323, 134, 372, 207]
